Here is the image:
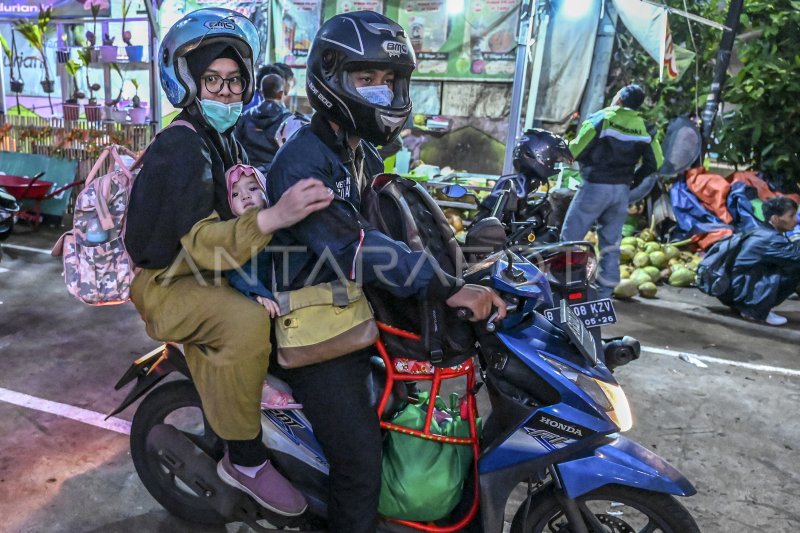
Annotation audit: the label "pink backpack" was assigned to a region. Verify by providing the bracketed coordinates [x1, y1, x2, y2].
[52, 120, 195, 305]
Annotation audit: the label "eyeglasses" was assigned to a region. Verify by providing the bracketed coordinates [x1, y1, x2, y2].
[202, 75, 246, 95]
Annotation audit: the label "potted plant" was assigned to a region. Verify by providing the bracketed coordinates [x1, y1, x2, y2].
[128, 78, 147, 124]
[77, 47, 102, 121]
[100, 33, 117, 62]
[106, 63, 128, 123]
[14, 5, 55, 111]
[122, 0, 143, 63]
[82, 0, 108, 62]
[0, 33, 22, 94]
[84, 29, 99, 62]
[63, 59, 84, 120]
[56, 34, 70, 64]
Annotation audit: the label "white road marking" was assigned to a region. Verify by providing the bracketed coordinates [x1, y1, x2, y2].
[0, 387, 131, 435]
[0, 267, 8, 273]
[2, 243, 54, 255]
[1, 347, 797, 436]
[642, 346, 800, 377]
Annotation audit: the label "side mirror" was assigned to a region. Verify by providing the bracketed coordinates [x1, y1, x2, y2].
[441, 184, 468, 199]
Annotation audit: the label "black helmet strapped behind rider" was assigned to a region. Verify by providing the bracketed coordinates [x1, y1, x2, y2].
[512, 128, 573, 182]
[305, 11, 416, 146]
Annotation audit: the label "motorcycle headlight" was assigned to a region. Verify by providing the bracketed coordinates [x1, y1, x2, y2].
[543, 356, 633, 432]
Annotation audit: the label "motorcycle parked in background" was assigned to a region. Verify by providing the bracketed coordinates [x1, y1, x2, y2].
[450, 182, 636, 371]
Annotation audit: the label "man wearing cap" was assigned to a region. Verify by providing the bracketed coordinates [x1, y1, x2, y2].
[561, 84, 663, 299]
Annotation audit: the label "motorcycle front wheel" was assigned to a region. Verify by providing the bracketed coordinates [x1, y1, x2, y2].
[130, 379, 226, 524]
[510, 483, 700, 533]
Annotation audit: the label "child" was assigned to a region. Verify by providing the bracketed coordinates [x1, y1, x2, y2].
[225, 164, 301, 409]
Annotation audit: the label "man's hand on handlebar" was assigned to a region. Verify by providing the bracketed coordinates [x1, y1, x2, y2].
[446, 284, 507, 322]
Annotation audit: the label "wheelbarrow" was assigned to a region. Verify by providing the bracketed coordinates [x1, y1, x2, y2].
[0, 172, 83, 228]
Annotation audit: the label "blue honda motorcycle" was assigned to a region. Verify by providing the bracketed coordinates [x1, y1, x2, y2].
[111, 250, 699, 533]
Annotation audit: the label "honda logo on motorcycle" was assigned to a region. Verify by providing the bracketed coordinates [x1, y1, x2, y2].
[528, 413, 592, 439]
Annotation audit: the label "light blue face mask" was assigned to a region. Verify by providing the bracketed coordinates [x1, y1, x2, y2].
[356, 85, 394, 107]
[199, 99, 244, 132]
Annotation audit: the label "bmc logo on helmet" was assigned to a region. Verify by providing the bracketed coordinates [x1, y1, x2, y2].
[382, 41, 408, 57]
[204, 19, 235, 31]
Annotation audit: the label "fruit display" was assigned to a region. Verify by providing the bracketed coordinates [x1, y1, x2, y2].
[613, 219, 703, 299]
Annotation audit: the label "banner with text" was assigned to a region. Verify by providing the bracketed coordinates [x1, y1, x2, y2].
[391, 0, 519, 80]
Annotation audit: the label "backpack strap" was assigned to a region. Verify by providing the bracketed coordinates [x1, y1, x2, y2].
[129, 119, 198, 172]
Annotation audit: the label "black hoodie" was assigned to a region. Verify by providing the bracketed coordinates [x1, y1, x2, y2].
[234, 99, 290, 173]
[125, 109, 246, 269]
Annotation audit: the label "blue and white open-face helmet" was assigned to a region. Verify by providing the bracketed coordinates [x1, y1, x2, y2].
[159, 8, 260, 108]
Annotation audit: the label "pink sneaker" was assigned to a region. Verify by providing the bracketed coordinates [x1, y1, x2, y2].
[216, 453, 307, 516]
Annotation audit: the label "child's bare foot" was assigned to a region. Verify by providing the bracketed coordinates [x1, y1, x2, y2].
[261, 383, 302, 409]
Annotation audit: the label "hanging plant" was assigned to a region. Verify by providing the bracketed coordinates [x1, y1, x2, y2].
[14, 5, 54, 109]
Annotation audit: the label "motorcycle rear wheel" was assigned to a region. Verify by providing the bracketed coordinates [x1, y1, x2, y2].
[130, 379, 227, 524]
[510, 483, 700, 533]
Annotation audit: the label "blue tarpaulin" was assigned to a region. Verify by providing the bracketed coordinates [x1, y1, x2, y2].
[669, 178, 732, 240]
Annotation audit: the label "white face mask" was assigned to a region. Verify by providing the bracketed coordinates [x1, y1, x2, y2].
[356, 85, 394, 107]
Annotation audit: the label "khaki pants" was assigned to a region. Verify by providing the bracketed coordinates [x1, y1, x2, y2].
[130, 209, 272, 440]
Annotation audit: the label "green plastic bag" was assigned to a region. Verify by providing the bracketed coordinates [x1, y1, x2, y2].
[378, 393, 479, 522]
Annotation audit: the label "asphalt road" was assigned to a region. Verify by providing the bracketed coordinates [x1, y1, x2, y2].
[1, 226, 798, 533]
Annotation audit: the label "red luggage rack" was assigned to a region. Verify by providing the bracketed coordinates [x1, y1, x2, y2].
[375, 321, 481, 532]
[0, 172, 83, 228]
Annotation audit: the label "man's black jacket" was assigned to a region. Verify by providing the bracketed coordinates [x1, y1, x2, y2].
[267, 114, 460, 300]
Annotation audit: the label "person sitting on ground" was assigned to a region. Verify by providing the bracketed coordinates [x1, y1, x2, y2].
[234, 73, 292, 174]
[124, 8, 332, 516]
[721, 196, 800, 326]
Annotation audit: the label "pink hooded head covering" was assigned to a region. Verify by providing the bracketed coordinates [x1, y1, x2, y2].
[225, 164, 268, 211]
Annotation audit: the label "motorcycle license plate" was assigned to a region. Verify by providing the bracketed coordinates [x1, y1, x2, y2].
[543, 298, 617, 329]
[553, 300, 598, 365]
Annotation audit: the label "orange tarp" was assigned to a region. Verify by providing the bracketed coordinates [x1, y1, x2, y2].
[729, 171, 800, 204]
[685, 167, 733, 224]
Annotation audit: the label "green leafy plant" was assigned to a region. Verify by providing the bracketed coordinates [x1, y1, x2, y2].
[121, 0, 133, 45]
[77, 47, 102, 105]
[604, 1, 726, 133]
[14, 5, 53, 87]
[131, 78, 141, 107]
[0, 33, 11, 63]
[64, 59, 85, 103]
[83, 0, 108, 47]
[716, 0, 800, 192]
[108, 62, 126, 106]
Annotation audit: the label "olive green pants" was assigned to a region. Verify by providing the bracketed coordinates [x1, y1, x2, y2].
[130, 209, 272, 440]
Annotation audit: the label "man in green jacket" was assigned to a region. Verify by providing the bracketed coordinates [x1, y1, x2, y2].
[561, 84, 663, 298]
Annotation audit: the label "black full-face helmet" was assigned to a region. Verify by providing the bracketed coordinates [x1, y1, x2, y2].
[513, 128, 573, 182]
[306, 11, 416, 145]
